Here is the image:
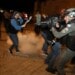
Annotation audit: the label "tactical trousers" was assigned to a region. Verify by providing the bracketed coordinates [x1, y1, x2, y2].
[56, 48, 75, 75]
[46, 42, 61, 67]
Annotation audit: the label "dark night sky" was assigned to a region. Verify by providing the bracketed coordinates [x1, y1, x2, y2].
[0, 0, 36, 13]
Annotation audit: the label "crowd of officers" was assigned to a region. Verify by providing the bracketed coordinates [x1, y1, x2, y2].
[35, 8, 75, 75]
[0, 8, 75, 75]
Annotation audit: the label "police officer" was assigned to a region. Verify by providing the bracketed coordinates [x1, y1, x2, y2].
[51, 8, 75, 75]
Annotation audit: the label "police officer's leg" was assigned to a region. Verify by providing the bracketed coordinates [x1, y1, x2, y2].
[45, 42, 61, 63]
[41, 31, 48, 54]
[56, 48, 75, 75]
[46, 42, 61, 73]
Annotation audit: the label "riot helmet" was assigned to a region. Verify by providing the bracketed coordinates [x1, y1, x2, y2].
[65, 8, 75, 18]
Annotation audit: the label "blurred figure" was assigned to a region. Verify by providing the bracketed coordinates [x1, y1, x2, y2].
[0, 9, 4, 40]
[41, 14, 54, 55]
[51, 8, 75, 75]
[4, 11, 26, 54]
[3, 10, 12, 34]
[34, 11, 41, 35]
[22, 12, 28, 22]
[59, 8, 66, 19]
[35, 11, 41, 25]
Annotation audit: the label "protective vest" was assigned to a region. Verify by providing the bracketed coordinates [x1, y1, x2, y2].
[61, 19, 75, 51]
